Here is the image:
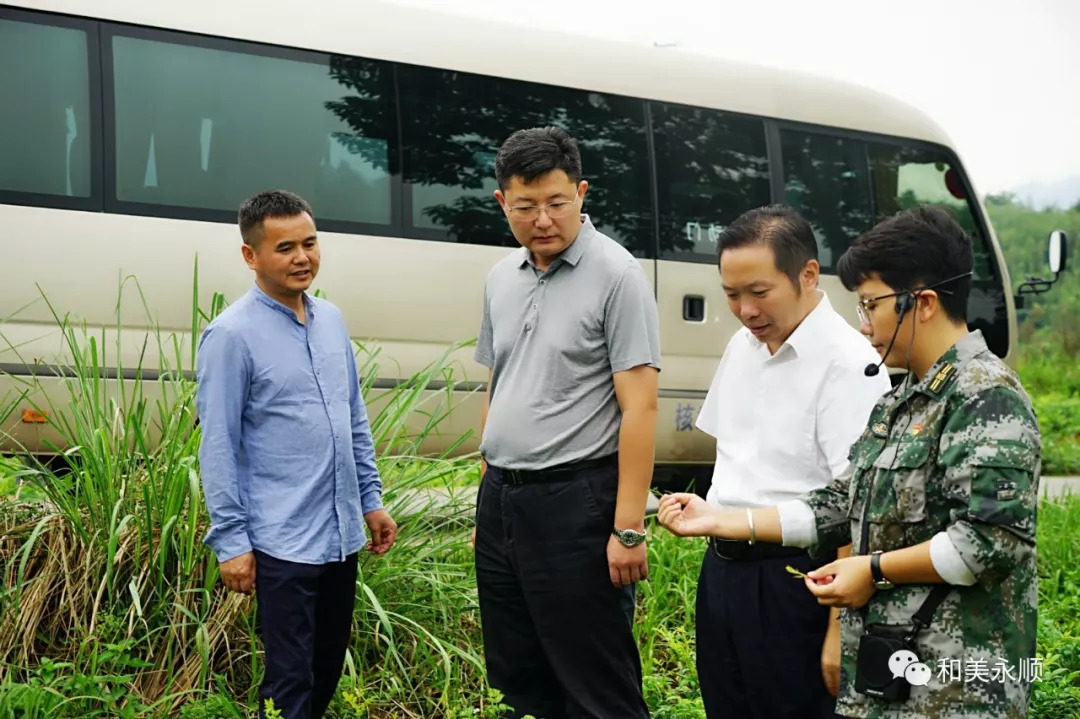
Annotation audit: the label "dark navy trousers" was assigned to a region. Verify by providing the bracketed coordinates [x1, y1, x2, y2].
[696, 544, 839, 718]
[254, 550, 358, 719]
[474, 458, 649, 719]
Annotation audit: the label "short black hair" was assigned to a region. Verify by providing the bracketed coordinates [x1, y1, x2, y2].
[494, 126, 583, 191]
[716, 205, 819, 289]
[836, 204, 973, 323]
[238, 189, 313, 246]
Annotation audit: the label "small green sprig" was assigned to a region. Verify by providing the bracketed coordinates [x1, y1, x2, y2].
[785, 565, 810, 579]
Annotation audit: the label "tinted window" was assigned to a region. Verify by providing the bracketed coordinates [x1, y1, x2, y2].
[781, 130, 874, 271]
[395, 65, 654, 255]
[868, 142, 1009, 357]
[110, 33, 396, 227]
[0, 17, 92, 198]
[651, 103, 771, 262]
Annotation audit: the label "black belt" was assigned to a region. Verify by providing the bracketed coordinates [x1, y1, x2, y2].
[495, 454, 617, 486]
[708, 537, 808, 562]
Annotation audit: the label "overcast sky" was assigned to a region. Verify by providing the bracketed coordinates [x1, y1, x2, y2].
[394, 0, 1079, 198]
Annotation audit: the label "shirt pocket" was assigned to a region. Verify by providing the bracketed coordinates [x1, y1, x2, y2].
[869, 436, 934, 523]
[847, 433, 884, 520]
[311, 333, 352, 404]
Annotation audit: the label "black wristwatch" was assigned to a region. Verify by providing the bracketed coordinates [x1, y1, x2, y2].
[870, 550, 894, 590]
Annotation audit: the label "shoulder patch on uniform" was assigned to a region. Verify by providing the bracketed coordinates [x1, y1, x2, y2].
[871, 422, 889, 438]
[928, 363, 958, 396]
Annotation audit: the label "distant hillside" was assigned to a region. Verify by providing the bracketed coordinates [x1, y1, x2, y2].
[1009, 175, 1080, 211]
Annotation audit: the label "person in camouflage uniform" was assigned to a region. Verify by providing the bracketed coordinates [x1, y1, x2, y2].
[658, 204, 1041, 718]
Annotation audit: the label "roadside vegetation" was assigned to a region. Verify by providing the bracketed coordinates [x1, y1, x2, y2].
[2, 197, 1078, 716]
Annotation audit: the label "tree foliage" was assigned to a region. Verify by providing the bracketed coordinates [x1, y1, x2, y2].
[988, 198, 1080, 358]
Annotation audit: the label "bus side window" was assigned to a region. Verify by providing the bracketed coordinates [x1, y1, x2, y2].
[396, 66, 655, 256]
[109, 32, 396, 228]
[867, 142, 1010, 358]
[778, 129, 874, 271]
[650, 102, 771, 264]
[0, 16, 93, 202]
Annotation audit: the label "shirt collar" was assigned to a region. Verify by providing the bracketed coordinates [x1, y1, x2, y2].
[910, 330, 990, 401]
[250, 283, 315, 324]
[518, 214, 595, 271]
[744, 289, 834, 359]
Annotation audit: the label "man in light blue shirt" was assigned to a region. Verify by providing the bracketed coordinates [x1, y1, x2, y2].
[196, 189, 396, 719]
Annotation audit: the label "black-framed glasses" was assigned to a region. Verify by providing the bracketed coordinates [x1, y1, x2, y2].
[854, 271, 973, 325]
[855, 292, 897, 326]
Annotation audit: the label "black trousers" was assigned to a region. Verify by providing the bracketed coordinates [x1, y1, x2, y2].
[474, 458, 649, 719]
[696, 544, 838, 718]
[253, 550, 358, 719]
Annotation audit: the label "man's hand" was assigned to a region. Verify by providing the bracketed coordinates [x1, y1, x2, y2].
[657, 492, 719, 537]
[607, 534, 648, 588]
[805, 555, 876, 608]
[364, 509, 398, 555]
[822, 616, 842, 696]
[220, 551, 256, 595]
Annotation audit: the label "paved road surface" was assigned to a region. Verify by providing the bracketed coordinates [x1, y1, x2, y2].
[1043, 476, 1080, 499]
[397, 476, 1080, 520]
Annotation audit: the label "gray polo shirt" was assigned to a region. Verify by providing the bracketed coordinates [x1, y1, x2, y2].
[474, 215, 661, 470]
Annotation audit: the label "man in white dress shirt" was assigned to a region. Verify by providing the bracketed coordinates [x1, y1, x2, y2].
[691, 205, 890, 718]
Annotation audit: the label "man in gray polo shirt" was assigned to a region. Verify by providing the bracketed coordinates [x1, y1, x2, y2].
[472, 126, 660, 719]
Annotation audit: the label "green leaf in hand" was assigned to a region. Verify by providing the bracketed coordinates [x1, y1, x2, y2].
[785, 564, 810, 579]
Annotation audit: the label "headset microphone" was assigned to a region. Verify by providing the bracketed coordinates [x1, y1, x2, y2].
[864, 321, 902, 376]
[860, 272, 972, 378]
[864, 292, 914, 377]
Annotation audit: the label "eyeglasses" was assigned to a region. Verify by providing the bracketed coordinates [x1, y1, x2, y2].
[505, 199, 578, 223]
[854, 273, 969, 326]
[855, 291, 905, 326]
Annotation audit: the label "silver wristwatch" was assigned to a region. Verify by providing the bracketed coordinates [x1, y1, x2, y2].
[612, 527, 647, 547]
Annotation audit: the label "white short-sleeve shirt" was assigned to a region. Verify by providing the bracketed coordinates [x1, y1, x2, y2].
[696, 290, 891, 510]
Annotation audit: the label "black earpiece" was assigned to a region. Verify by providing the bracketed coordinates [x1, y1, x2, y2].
[894, 292, 915, 316]
[866, 291, 917, 377]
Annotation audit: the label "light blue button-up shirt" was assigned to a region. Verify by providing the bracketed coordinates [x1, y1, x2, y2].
[195, 284, 383, 565]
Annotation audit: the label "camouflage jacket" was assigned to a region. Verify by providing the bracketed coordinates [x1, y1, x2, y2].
[803, 331, 1041, 718]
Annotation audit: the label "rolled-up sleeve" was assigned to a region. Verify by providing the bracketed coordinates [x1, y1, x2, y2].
[196, 324, 253, 563]
[941, 388, 1040, 589]
[346, 337, 384, 515]
[799, 465, 856, 559]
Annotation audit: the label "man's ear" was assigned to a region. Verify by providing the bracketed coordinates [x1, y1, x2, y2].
[241, 242, 257, 271]
[801, 259, 820, 292]
[576, 180, 589, 203]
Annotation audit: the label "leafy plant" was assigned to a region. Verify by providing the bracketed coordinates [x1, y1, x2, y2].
[0, 266, 489, 717]
[2, 256, 1078, 717]
[1029, 393, 1080, 474]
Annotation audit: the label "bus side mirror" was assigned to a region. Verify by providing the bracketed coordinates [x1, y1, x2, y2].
[1049, 229, 1067, 275]
[1015, 230, 1069, 309]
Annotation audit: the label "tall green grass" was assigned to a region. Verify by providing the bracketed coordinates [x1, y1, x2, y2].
[1032, 493, 1080, 716]
[1, 271, 1078, 717]
[1018, 347, 1080, 475]
[0, 272, 492, 717]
